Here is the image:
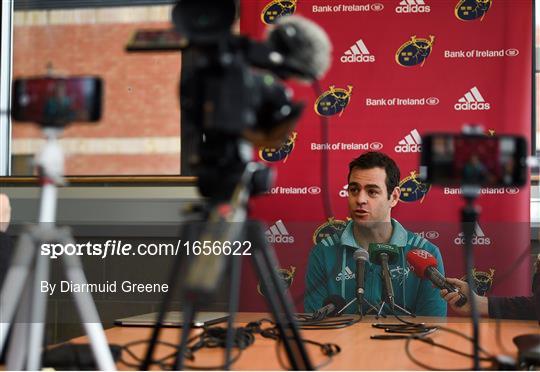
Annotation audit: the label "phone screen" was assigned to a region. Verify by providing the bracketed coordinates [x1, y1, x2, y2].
[12, 77, 102, 126]
[421, 134, 527, 187]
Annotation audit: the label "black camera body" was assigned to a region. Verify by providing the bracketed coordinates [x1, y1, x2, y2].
[175, 0, 305, 202]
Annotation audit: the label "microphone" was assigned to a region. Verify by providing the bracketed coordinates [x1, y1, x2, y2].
[368, 243, 400, 308]
[352, 248, 369, 313]
[406, 249, 467, 307]
[311, 295, 346, 321]
[266, 15, 332, 81]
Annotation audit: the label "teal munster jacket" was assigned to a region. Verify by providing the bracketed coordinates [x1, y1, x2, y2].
[304, 219, 447, 316]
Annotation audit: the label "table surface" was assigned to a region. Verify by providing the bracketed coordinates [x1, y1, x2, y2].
[71, 313, 539, 370]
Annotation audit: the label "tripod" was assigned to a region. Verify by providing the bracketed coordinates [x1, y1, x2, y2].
[339, 296, 380, 318]
[460, 185, 482, 370]
[375, 260, 414, 319]
[0, 128, 115, 370]
[141, 161, 313, 370]
[375, 299, 414, 319]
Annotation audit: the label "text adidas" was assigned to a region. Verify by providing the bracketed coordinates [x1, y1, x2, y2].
[454, 102, 490, 111]
[341, 54, 375, 63]
[266, 235, 295, 244]
[454, 236, 491, 245]
[395, 144, 421, 153]
[395, 4, 430, 13]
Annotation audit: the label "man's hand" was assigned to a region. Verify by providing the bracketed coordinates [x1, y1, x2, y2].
[440, 277, 489, 316]
[0, 193, 11, 233]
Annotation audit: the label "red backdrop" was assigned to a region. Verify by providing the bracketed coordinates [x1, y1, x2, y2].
[239, 0, 532, 312]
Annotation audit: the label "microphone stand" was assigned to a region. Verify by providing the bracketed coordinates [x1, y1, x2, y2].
[339, 296, 380, 317]
[375, 253, 414, 319]
[461, 185, 481, 370]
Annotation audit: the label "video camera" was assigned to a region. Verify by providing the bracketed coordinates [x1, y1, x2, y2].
[173, 0, 330, 202]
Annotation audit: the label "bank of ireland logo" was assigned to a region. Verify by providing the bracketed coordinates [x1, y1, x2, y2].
[257, 266, 296, 297]
[505, 187, 519, 195]
[259, 131, 297, 162]
[314, 85, 353, 117]
[415, 231, 440, 240]
[396, 35, 435, 67]
[395, 129, 422, 153]
[399, 170, 430, 203]
[396, 0, 431, 13]
[341, 39, 375, 63]
[454, 222, 491, 245]
[313, 217, 349, 244]
[454, 86, 491, 111]
[261, 0, 297, 25]
[460, 268, 495, 295]
[455, 0, 492, 21]
[339, 184, 349, 198]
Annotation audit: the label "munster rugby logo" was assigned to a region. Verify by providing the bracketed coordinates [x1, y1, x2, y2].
[460, 268, 495, 296]
[455, 0, 492, 21]
[396, 35, 435, 67]
[259, 131, 297, 162]
[313, 217, 349, 244]
[314, 85, 353, 117]
[257, 266, 296, 297]
[399, 170, 430, 203]
[261, 0, 297, 25]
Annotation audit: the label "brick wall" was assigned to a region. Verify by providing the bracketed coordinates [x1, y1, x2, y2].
[12, 7, 182, 175]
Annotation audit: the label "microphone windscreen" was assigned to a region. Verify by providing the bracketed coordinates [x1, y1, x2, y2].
[268, 15, 332, 80]
[353, 248, 369, 262]
[368, 243, 400, 265]
[323, 294, 346, 313]
[406, 249, 438, 278]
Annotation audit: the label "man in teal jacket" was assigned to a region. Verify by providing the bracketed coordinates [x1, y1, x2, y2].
[304, 152, 447, 316]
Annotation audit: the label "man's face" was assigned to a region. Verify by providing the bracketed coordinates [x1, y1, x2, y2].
[347, 167, 400, 228]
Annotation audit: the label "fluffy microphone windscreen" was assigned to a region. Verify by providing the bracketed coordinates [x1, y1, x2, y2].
[268, 15, 332, 80]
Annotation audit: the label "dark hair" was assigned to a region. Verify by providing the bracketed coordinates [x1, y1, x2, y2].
[348, 151, 400, 199]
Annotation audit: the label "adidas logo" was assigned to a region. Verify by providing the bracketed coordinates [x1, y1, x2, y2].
[265, 219, 295, 244]
[395, 0, 431, 13]
[336, 266, 356, 281]
[454, 223, 492, 245]
[394, 129, 422, 153]
[341, 39, 375, 63]
[454, 86, 491, 111]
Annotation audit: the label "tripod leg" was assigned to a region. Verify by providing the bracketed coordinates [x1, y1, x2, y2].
[174, 302, 195, 370]
[6, 276, 33, 370]
[27, 252, 50, 370]
[376, 301, 386, 319]
[62, 251, 115, 371]
[393, 303, 415, 317]
[141, 222, 194, 370]
[248, 222, 313, 370]
[224, 254, 242, 370]
[0, 232, 36, 352]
